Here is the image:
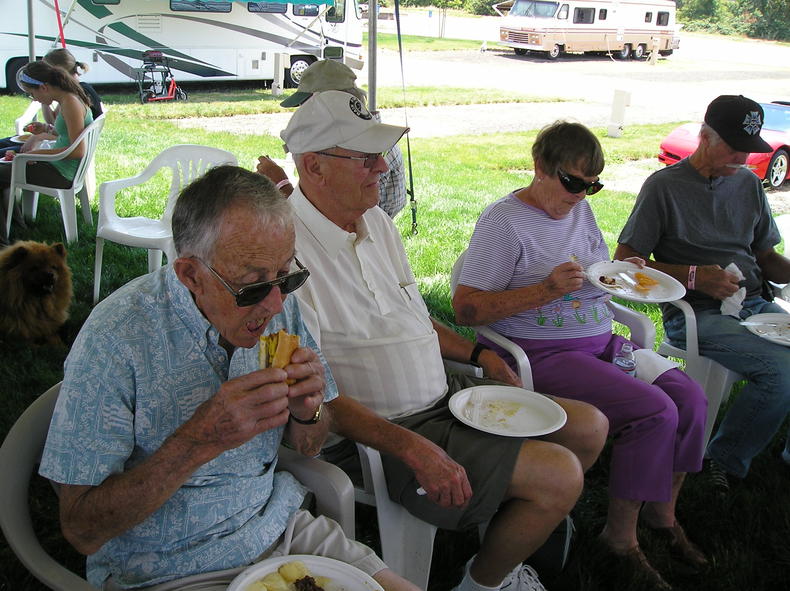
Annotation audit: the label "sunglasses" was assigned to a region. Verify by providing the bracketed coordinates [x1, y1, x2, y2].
[557, 168, 604, 196]
[314, 150, 386, 169]
[196, 257, 310, 307]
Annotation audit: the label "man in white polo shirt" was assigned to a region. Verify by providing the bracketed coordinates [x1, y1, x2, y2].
[282, 90, 609, 591]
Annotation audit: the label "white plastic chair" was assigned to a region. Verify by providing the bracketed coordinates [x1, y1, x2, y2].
[14, 100, 42, 135]
[450, 250, 656, 388]
[657, 299, 743, 446]
[93, 145, 237, 304]
[4, 113, 106, 244]
[0, 382, 355, 590]
[354, 443, 438, 589]
[768, 213, 790, 312]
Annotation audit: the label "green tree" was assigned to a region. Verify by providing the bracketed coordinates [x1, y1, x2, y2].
[740, 0, 790, 41]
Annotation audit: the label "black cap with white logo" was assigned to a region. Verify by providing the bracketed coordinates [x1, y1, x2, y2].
[704, 95, 772, 153]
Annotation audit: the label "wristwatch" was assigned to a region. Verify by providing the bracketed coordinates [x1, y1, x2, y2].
[290, 403, 323, 425]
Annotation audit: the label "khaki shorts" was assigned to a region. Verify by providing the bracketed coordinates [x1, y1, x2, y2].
[103, 510, 387, 591]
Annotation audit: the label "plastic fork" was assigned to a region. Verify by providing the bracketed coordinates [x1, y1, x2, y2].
[469, 390, 483, 424]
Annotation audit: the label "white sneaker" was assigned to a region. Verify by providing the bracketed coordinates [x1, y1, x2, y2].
[499, 564, 547, 591]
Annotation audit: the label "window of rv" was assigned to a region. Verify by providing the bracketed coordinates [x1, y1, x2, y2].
[170, 1, 231, 11]
[327, 0, 346, 22]
[509, 0, 559, 18]
[558, 4, 569, 19]
[657, 11, 669, 25]
[599, 8, 607, 19]
[573, 7, 595, 23]
[644, 11, 653, 22]
[248, 2, 288, 13]
[294, 4, 320, 16]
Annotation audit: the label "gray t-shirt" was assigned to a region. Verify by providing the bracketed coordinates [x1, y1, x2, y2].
[618, 158, 780, 314]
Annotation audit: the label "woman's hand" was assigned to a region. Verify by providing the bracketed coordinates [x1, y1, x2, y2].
[544, 261, 584, 298]
[24, 122, 49, 134]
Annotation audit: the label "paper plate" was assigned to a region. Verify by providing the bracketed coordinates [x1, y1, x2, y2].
[741, 313, 790, 347]
[227, 554, 385, 591]
[587, 261, 685, 303]
[10, 134, 31, 143]
[449, 385, 567, 437]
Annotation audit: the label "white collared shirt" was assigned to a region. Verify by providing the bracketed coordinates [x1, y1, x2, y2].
[290, 185, 448, 419]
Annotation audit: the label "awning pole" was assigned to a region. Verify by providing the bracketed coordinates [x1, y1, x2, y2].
[27, 0, 35, 62]
[367, 1, 377, 110]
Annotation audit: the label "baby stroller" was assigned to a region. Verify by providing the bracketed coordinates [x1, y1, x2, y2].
[136, 50, 187, 104]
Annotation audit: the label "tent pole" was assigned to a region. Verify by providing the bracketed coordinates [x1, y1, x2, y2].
[367, 1, 377, 111]
[27, 0, 35, 62]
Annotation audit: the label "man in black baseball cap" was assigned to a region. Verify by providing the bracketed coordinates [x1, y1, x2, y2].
[615, 94, 790, 495]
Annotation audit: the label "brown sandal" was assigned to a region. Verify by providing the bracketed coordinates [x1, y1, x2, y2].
[602, 542, 673, 591]
[650, 522, 710, 569]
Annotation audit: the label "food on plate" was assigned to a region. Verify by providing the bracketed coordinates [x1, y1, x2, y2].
[633, 272, 660, 293]
[598, 275, 621, 288]
[245, 561, 331, 591]
[16, 133, 32, 142]
[466, 399, 523, 428]
[2, 151, 14, 162]
[259, 329, 300, 383]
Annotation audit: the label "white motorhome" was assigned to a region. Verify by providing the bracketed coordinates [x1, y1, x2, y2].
[495, 0, 679, 60]
[2, 0, 364, 91]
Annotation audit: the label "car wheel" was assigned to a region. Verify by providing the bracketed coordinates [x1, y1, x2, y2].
[617, 44, 631, 60]
[632, 44, 646, 59]
[515, 48, 527, 56]
[767, 149, 789, 189]
[547, 44, 562, 60]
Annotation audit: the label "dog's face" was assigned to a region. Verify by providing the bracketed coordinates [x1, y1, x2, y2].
[2, 242, 68, 297]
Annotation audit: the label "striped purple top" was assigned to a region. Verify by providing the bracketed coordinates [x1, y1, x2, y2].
[458, 192, 613, 339]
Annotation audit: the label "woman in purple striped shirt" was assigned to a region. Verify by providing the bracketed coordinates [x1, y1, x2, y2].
[453, 121, 708, 590]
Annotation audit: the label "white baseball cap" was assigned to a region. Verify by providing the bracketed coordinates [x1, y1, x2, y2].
[280, 90, 409, 155]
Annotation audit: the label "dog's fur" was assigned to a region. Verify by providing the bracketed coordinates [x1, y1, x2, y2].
[0, 240, 73, 344]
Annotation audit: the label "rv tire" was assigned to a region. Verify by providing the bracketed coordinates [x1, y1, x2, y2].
[547, 44, 562, 60]
[659, 49, 673, 56]
[617, 44, 631, 60]
[286, 56, 315, 88]
[515, 48, 528, 56]
[632, 44, 646, 59]
[5, 58, 29, 94]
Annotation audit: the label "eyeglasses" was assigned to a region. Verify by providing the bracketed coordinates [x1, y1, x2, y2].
[557, 168, 604, 196]
[196, 257, 310, 307]
[314, 151, 385, 169]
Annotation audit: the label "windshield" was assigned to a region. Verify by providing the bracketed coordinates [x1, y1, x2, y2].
[763, 104, 790, 132]
[509, 0, 559, 18]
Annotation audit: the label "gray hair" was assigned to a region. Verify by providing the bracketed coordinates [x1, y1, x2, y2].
[172, 165, 293, 260]
[699, 123, 724, 146]
[532, 120, 605, 177]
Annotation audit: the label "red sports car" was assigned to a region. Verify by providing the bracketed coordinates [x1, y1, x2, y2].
[658, 101, 790, 189]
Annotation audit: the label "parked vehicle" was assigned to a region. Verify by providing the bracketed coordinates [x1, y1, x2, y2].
[658, 101, 790, 189]
[1, 0, 364, 92]
[494, 0, 679, 60]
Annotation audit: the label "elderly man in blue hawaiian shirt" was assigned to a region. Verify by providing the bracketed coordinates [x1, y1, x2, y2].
[38, 166, 418, 591]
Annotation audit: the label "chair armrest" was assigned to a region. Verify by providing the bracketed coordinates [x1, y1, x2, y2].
[476, 326, 534, 389]
[663, 299, 700, 357]
[442, 358, 483, 378]
[609, 301, 656, 349]
[277, 446, 355, 539]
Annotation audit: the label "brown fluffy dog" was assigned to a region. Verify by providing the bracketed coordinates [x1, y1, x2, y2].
[0, 240, 73, 344]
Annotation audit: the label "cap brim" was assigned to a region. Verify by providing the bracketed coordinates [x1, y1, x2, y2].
[726, 134, 773, 154]
[280, 91, 313, 108]
[337, 123, 410, 154]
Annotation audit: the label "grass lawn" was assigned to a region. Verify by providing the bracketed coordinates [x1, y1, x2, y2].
[1, 89, 789, 591]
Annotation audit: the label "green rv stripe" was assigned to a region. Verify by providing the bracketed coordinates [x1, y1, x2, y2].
[106, 22, 199, 63]
[77, 0, 113, 19]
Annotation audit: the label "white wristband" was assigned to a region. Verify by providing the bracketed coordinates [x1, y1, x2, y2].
[275, 179, 292, 191]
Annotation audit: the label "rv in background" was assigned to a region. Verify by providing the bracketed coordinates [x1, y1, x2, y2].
[1, 0, 364, 91]
[495, 0, 679, 60]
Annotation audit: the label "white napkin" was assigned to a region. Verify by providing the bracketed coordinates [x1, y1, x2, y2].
[633, 349, 679, 384]
[720, 263, 746, 318]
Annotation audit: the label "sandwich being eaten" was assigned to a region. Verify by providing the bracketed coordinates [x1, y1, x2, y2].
[259, 329, 300, 384]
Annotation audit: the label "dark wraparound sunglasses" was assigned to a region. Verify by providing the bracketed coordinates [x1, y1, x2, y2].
[196, 257, 310, 307]
[314, 151, 386, 169]
[557, 168, 604, 196]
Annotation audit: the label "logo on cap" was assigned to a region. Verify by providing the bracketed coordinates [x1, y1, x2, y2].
[348, 96, 372, 121]
[743, 111, 762, 136]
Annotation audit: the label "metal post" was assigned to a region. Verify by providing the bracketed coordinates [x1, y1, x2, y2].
[272, 53, 287, 96]
[607, 89, 631, 138]
[367, 0, 378, 111]
[27, 0, 35, 62]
